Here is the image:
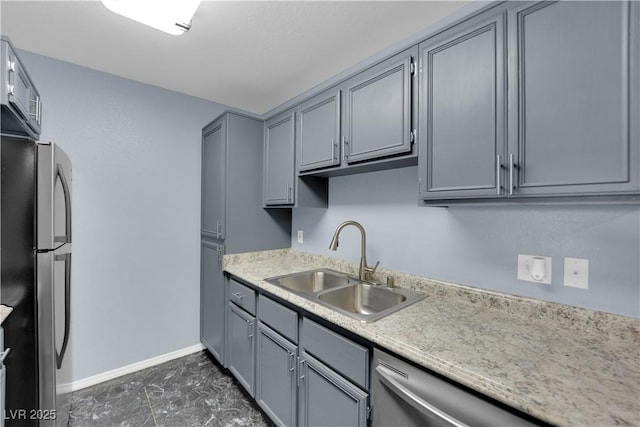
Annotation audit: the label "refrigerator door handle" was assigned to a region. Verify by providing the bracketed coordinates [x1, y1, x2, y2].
[54, 252, 71, 369]
[54, 164, 72, 244]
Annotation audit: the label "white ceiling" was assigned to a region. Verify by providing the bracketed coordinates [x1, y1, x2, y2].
[0, 1, 468, 114]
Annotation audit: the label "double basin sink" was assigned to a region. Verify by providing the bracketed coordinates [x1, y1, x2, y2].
[265, 269, 426, 322]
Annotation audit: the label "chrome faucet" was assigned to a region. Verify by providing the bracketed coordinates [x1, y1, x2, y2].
[329, 220, 379, 282]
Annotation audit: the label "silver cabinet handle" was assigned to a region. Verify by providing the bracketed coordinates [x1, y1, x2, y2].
[232, 292, 245, 301]
[297, 358, 306, 387]
[287, 185, 292, 203]
[216, 247, 223, 267]
[215, 221, 222, 238]
[376, 365, 469, 427]
[496, 154, 502, 195]
[0, 348, 11, 363]
[247, 319, 254, 339]
[8, 60, 15, 72]
[288, 351, 295, 376]
[7, 84, 14, 96]
[509, 153, 516, 196]
[343, 136, 350, 159]
[331, 137, 336, 161]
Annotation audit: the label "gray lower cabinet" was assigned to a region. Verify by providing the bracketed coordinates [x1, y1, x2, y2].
[200, 241, 224, 364]
[228, 301, 256, 397]
[296, 90, 341, 172]
[418, 9, 506, 200]
[298, 351, 368, 427]
[506, 0, 639, 197]
[264, 111, 296, 206]
[255, 322, 297, 427]
[238, 293, 370, 427]
[342, 47, 417, 164]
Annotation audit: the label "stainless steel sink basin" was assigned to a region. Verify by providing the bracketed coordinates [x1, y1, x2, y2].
[265, 269, 351, 294]
[318, 282, 424, 322]
[318, 283, 406, 314]
[265, 269, 426, 322]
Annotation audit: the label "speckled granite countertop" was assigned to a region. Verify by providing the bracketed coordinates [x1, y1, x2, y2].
[0, 305, 13, 325]
[223, 249, 640, 427]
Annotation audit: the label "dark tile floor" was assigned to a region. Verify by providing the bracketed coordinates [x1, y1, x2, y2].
[68, 351, 270, 427]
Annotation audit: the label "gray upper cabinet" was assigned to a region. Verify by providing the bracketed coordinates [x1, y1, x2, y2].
[201, 112, 290, 251]
[264, 111, 296, 206]
[418, 1, 639, 205]
[201, 118, 226, 240]
[343, 47, 417, 164]
[507, 1, 639, 198]
[200, 241, 225, 364]
[418, 10, 506, 200]
[297, 90, 341, 172]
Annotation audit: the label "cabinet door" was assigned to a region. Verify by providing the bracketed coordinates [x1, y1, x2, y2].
[200, 241, 225, 365]
[507, 1, 639, 197]
[264, 112, 295, 205]
[297, 90, 341, 172]
[419, 11, 506, 200]
[201, 118, 226, 239]
[344, 50, 415, 164]
[228, 302, 256, 397]
[298, 351, 368, 427]
[256, 323, 297, 427]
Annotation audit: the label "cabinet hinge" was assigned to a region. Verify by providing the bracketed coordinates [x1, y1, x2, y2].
[410, 61, 417, 75]
[410, 129, 416, 144]
[367, 406, 372, 420]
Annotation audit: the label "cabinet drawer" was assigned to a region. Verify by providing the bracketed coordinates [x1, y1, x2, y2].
[229, 279, 256, 315]
[301, 318, 369, 389]
[258, 295, 298, 344]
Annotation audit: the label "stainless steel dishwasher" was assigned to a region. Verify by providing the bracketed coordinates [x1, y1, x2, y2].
[372, 348, 539, 427]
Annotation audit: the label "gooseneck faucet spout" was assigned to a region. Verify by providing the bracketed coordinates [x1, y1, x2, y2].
[328, 220, 379, 282]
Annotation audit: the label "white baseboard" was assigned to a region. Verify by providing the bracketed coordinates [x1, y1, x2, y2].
[59, 343, 205, 393]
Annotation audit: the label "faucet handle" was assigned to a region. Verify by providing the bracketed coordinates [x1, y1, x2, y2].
[371, 261, 380, 274]
[365, 261, 380, 280]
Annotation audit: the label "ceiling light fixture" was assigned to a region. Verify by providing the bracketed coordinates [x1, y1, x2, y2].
[100, 0, 202, 35]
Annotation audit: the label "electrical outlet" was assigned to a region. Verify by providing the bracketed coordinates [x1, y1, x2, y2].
[564, 257, 589, 289]
[517, 254, 552, 285]
[297, 230, 304, 244]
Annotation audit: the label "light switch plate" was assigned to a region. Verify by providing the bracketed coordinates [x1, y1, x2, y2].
[564, 257, 589, 289]
[517, 254, 552, 285]
[297, 230, 304, 244]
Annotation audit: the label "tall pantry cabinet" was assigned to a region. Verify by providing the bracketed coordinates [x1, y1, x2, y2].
[201, 112, 291, 366]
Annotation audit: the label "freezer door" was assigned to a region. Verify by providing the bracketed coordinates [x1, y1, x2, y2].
[38, 143, 72, 250]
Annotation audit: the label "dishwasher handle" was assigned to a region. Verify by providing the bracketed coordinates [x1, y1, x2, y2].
[375, 365, 470, 427]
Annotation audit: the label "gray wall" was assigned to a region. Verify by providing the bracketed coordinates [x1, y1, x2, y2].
[19, 50, 227, 382]
[292, 166, 640, 318]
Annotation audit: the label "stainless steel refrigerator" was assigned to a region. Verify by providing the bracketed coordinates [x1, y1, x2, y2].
[1, 135, 72, 427]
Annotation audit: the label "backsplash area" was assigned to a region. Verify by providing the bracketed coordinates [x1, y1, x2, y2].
[291, 166, 640, 318]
